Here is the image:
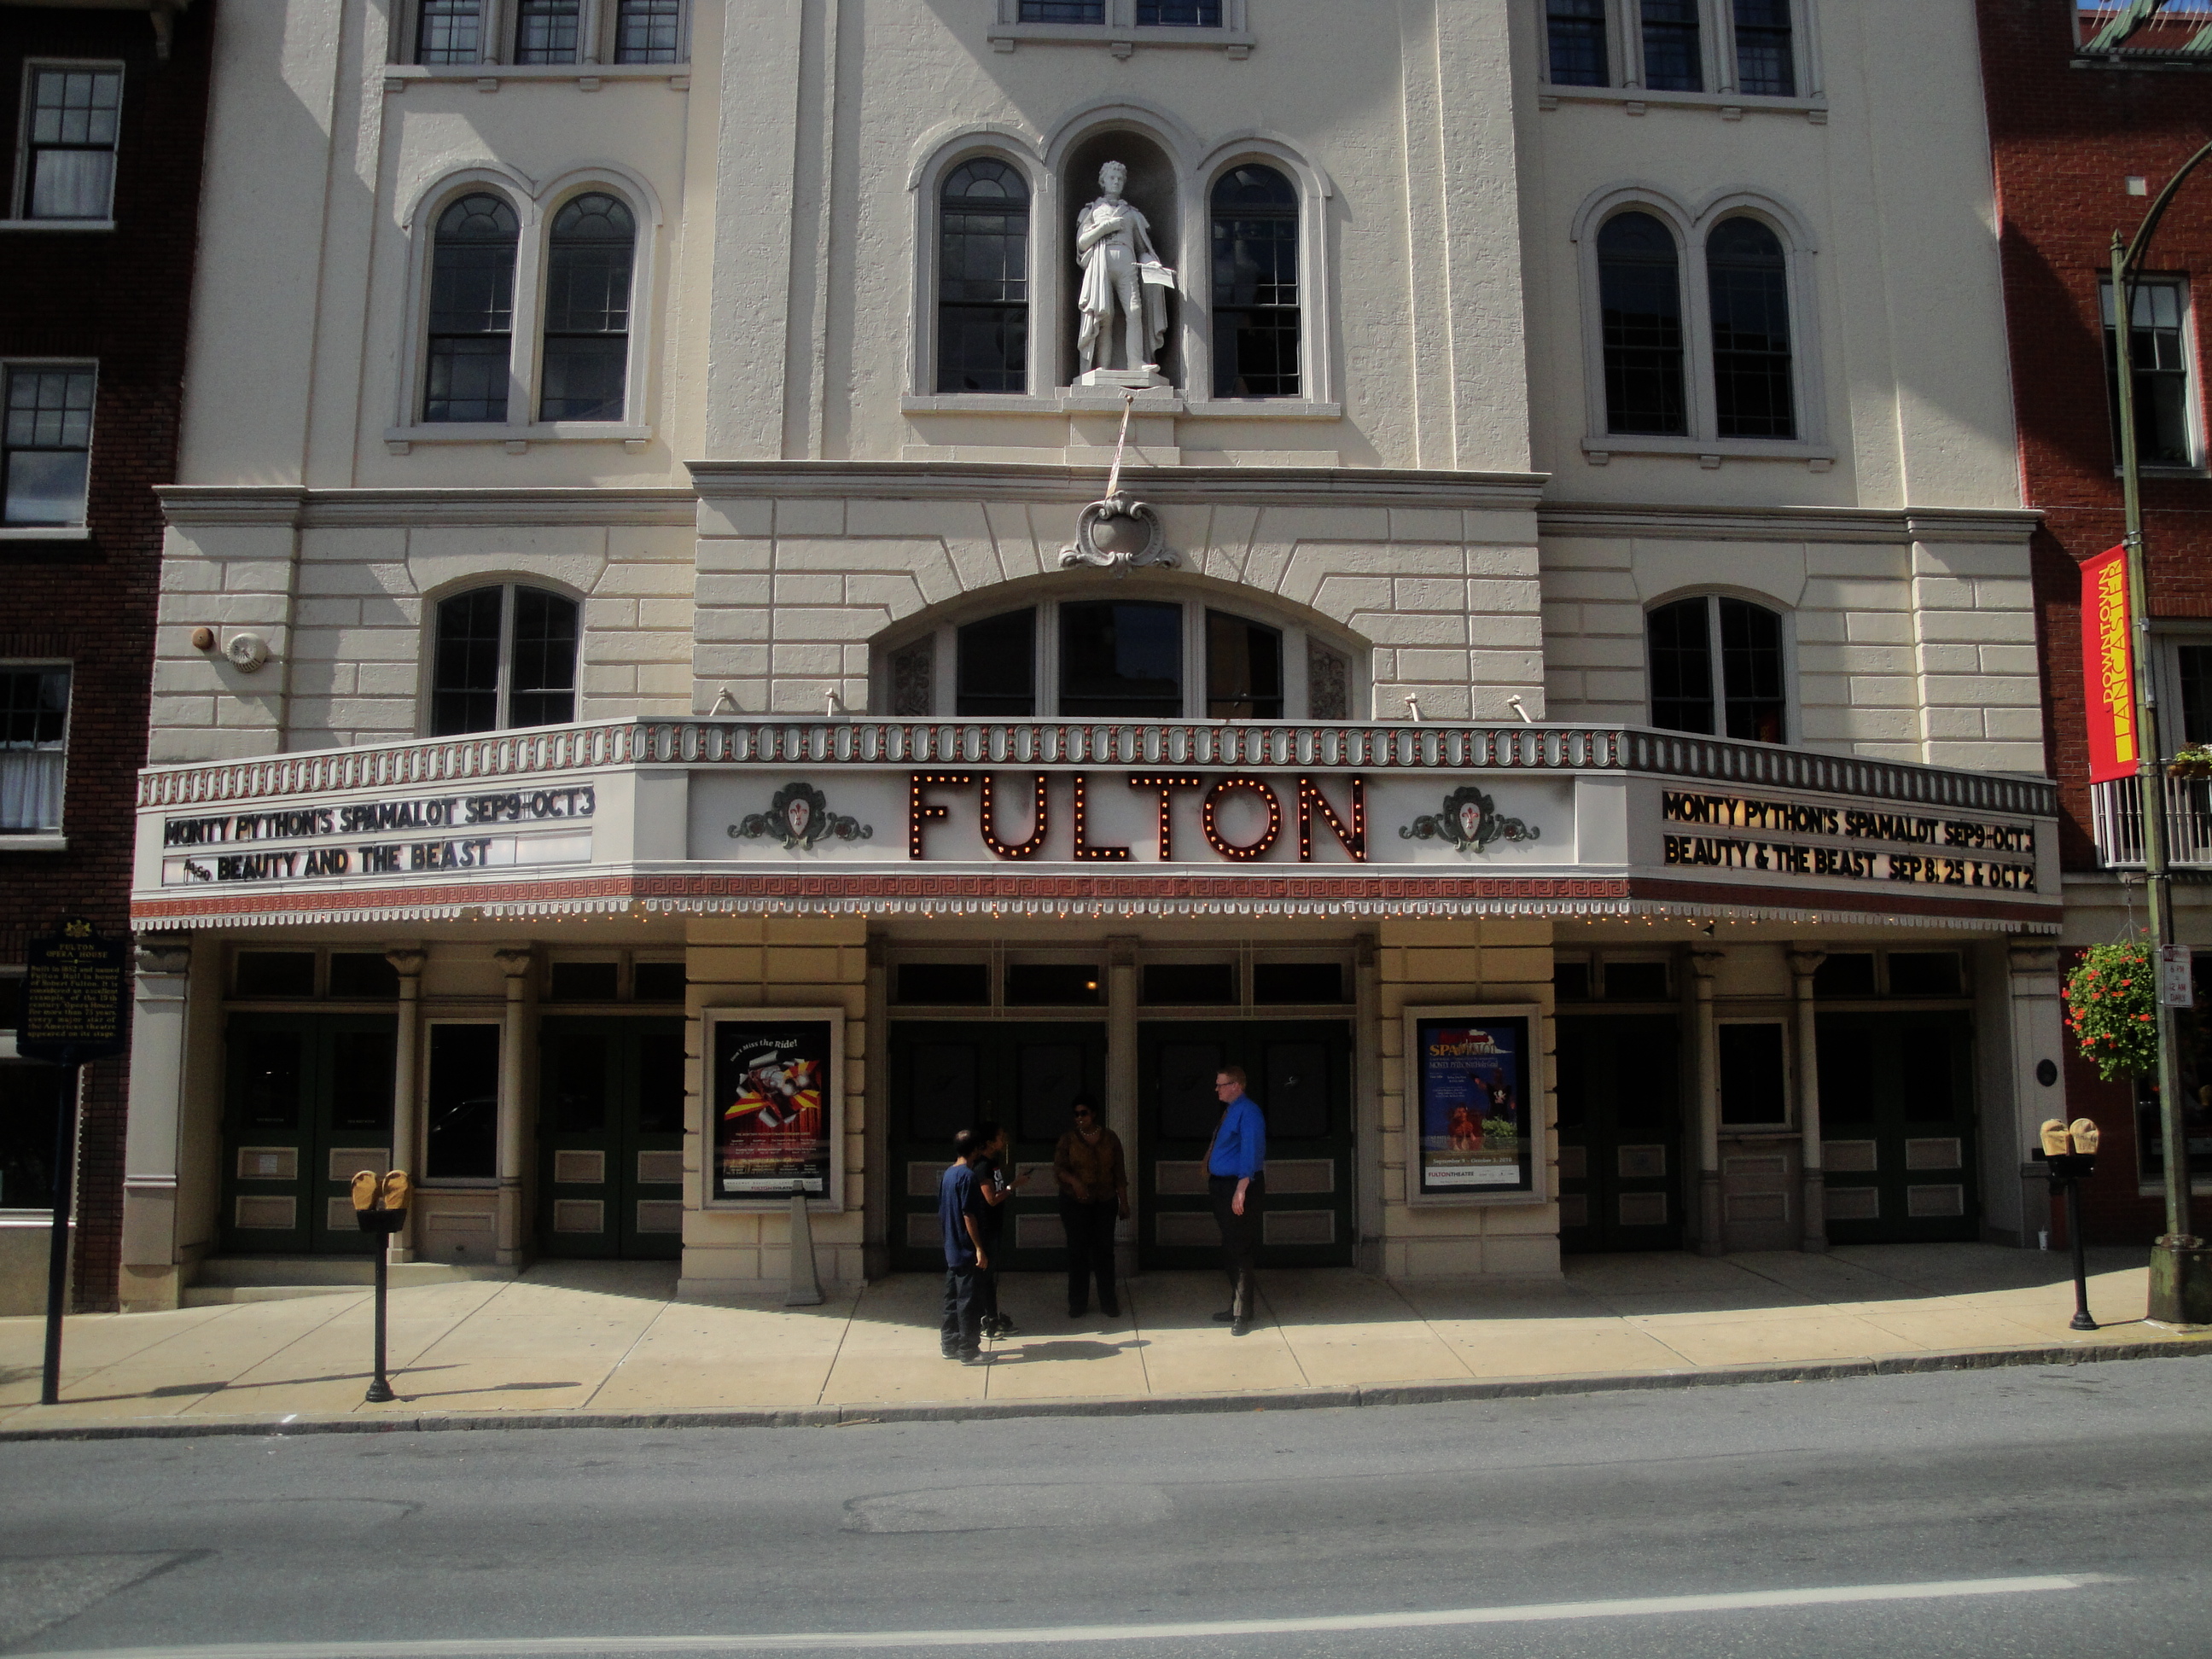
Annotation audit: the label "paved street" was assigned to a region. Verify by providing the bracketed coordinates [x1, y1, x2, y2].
[1, 1356, 2208, 1656]
[3, 1245, 2198, 1431]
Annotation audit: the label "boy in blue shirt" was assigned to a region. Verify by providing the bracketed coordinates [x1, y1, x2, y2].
[1207, 1065, 1266, 1336]
[938, 1128, 987, 1363]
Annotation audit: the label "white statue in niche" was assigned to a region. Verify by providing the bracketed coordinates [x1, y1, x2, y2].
[1075, 160, 1173, 387]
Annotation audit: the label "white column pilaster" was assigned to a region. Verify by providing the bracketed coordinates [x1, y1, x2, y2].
[1790, 947, 1828, 1254]
[493, 946, 535, 1267]
[385, 946, 425, 1263]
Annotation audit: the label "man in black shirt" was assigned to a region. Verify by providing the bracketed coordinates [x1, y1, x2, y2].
[969, 1120, 1015, 1340]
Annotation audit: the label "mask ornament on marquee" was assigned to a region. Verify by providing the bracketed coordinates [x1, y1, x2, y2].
[729, 782, 874, 852]
[1400, 785, 1540, 854]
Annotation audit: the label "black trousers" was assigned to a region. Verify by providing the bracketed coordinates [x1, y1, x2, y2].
[1059, 1197, 1120, 1313]
[940, 1263, 981, 1355]
[1210, 1173, 1265, 1319]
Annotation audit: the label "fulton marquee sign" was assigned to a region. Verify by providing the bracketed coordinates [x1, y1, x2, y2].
[131, 719, 2063, 928]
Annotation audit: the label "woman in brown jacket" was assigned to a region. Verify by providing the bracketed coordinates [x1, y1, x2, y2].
[1053, 1096, 1129, 1319]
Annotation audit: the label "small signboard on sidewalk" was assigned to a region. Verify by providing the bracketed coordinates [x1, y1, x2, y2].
[20, 918, 130, 1068]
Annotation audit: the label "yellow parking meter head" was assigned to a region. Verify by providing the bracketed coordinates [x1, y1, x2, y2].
[351, 1170, 380, 1213]
[381, 1170, 412, 1213]
[2069, 1119, 2100, 1155]
[2040, 1120, 2071, 1158]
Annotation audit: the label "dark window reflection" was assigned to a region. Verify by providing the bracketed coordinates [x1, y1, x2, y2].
[938, 159, 1030, 393]
[1546, 0, 1607, 85]
[637, 1031, 687, 1135]
[1647, 597, 1714, 734]
[1718, 597, 1785, 742]
[1708, 217, 1795, 439]
[432, 586, 504, 736]
[957, 609, 1036, 717]
[1059, 600, 1182, 718]
[426, 1023, 500, 1179]
[1598, 212, 1686, 435]
[0, 1063, 67, 1207]
[329, 1029, 396, 1132]
[1718, 1022, 1786, 1125]
[1211, 165, 1299, 398]
[548, 1032, 610, 1133]
[238, 1028, 304, 1129]
[1206, 609, 1284, 719]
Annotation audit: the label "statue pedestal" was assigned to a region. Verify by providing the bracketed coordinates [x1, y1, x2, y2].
[1076, 366, 1168, 391]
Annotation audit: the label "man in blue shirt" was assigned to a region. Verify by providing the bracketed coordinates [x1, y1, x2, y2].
[938, 1127, 987, 1363]
[1207, 1065, 1266, 1336]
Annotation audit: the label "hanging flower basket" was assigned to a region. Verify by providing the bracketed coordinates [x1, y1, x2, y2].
[2167, 748, 2212, 780]
[2064, 941, 2163, 1081]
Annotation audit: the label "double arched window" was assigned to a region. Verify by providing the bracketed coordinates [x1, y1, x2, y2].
[429, 584, 580, 736]
[410, 181, 645, 435]
[1646, 594, 1786, 743]
[923, 139, 1316, 402]
[1582, 195, 1816, 456]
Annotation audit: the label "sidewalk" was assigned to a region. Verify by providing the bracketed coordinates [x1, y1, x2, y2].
[3, 1245, 2206, 1438]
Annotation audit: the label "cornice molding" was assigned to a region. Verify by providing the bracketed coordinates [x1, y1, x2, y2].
[1537, 501, 2044, 545]
[683, 460, 1551, 512]
[156, 486, 697, 530]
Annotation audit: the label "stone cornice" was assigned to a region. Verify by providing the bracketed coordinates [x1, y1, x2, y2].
[155, 486, 698, 530]
[683, 460, 1551, 512]
[1537, 502, 2045, 545]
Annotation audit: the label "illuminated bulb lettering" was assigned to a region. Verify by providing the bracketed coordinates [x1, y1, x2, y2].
[1072, 772, 1129, 860]
[1202, 776, 1282, 861]
[1297, 775, 1367, 863]
[908, 771, 973, 859]
[1126, 774, 1204, 861]
[979, 771, 1050, 859]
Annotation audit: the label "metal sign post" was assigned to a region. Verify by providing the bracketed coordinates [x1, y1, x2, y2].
[17, 919, 130, 1407]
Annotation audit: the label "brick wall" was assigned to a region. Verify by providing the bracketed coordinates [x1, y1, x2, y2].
[0, 3, 211, 1309]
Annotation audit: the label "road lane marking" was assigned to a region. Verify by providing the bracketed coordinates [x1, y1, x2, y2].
[31, 1574, 2104, 1657]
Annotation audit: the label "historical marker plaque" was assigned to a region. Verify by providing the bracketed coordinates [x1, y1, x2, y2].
[20, 918, 130, 1068]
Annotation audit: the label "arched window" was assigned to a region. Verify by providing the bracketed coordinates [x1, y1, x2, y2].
[1598, 212, 1685, 436]
[937, 160, 1030, 393]
[1707, 216, 1793, 439]
[431, 584, 579, 735]
[540, 193, 636, 422]
[423, 194, 520, 424]
[1647, 595, 1785, 743]
[1210, 165, 1300, 398]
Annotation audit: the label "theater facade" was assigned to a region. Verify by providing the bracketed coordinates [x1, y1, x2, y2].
[114, 0, 2068, 1309]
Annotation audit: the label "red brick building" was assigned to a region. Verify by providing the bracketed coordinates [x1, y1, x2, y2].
[0, 0, 210, 1311]
[1979, 0, 2212, 1245]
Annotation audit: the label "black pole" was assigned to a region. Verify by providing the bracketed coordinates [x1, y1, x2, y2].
[365, 1225, 394, 1404]
[39, 1063, 80, 1406]
[2067, 1177, 2098, 1333]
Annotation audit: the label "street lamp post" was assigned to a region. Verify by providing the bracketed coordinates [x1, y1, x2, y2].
[2110, 136, 2212, 1325]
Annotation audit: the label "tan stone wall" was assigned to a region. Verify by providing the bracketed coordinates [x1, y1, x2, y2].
[1375, 917, 1558, 1279]
[681, 916, 870, 1297]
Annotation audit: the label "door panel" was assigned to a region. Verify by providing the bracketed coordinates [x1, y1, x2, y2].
[1816, 1012, 1976, 1243]
[1555, 1015, 1684, 1253]
[1138, 1020, 1354, 1270]
[222, 1014, 398, 1255]
[537, 1016, 686, 1260]
[888, 1022, 1107, 1273]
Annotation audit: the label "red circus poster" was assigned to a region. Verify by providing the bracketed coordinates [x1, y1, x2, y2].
[2081, 544, 2139, 786]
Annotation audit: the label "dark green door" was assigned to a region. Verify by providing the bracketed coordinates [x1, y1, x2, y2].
[538, 1016, 686, 1259]
[1555, 1015, 1685, 1253]
[888, 1022, 1107, 1273]
[222, 1013, 398, 1255]
[1816, 1012, 1977, 1243]
[1137, 1021, 1354, 1270]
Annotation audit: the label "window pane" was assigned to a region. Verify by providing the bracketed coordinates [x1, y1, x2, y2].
[425, 1024, 501, 1180]
[1718, 1023, 1786, 1124]
[1647, 597, 1714, 734]
[1708, 218, 1795, 439]
[417, 0, 483, 64]
[329, 953, 401, 998]
[1598, 212, 1686, 435]
[939, 160, 1030, 393]
[1142, 963, 1237, 1004]
[1718, 597, 1785, 742]
[235, 952, 314, 998]
[956, 609, 1036, 717]
[1020, 0, 1103, 18]
[432, 586, 504, 736]
[30, 150, 115, 221]
[236, 1028, 304, 1128]
[1058, 600, 1183, 719]
[3, 366, 96, 526]
[1206, 609, 1284, 719]
[1211, 166, 1300, 397]
[1136, 0, 1221, 23]
[1547, 0, 1608, 85]
[1641, 0, 1703, 91]
[541, 194, 636, 421]
[1733, 0, 1796, 95]
[0, 667, 68, 834]
[0, 1063, 67, 1208]
[614, 0, 684, 61]
[423, 194, 518, 423]
[548, 1033, 610, 1132]
[2179, 645, 2212, 748]
[329, 1029, 397, 1132]
[515, 0, 579, 62]
[2104, 279, 2194, 468]
[25, 67, 121, 219]
[509, 587, 579, 728]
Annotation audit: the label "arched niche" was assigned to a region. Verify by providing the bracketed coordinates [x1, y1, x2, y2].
[1061, 129, 1179, 387]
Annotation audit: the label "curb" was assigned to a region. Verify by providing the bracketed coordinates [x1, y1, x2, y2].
[3, 1334, 2209, 1443]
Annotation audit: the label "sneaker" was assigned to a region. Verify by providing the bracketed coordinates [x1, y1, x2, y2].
[941, 1348, 962, 1360]
[958, 1350, 986, 1365]
[992, 1316, 1018, 1336]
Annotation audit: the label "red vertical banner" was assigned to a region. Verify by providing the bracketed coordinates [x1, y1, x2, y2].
[2081, 544, 2139, 784]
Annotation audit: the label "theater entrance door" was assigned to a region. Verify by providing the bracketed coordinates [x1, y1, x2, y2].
[1136, 1021, 1355, 1270]
[1554, 1015, 1685, 1253]
[221, 1013, 398, 1255]
[537, 1017, 686, 1259]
